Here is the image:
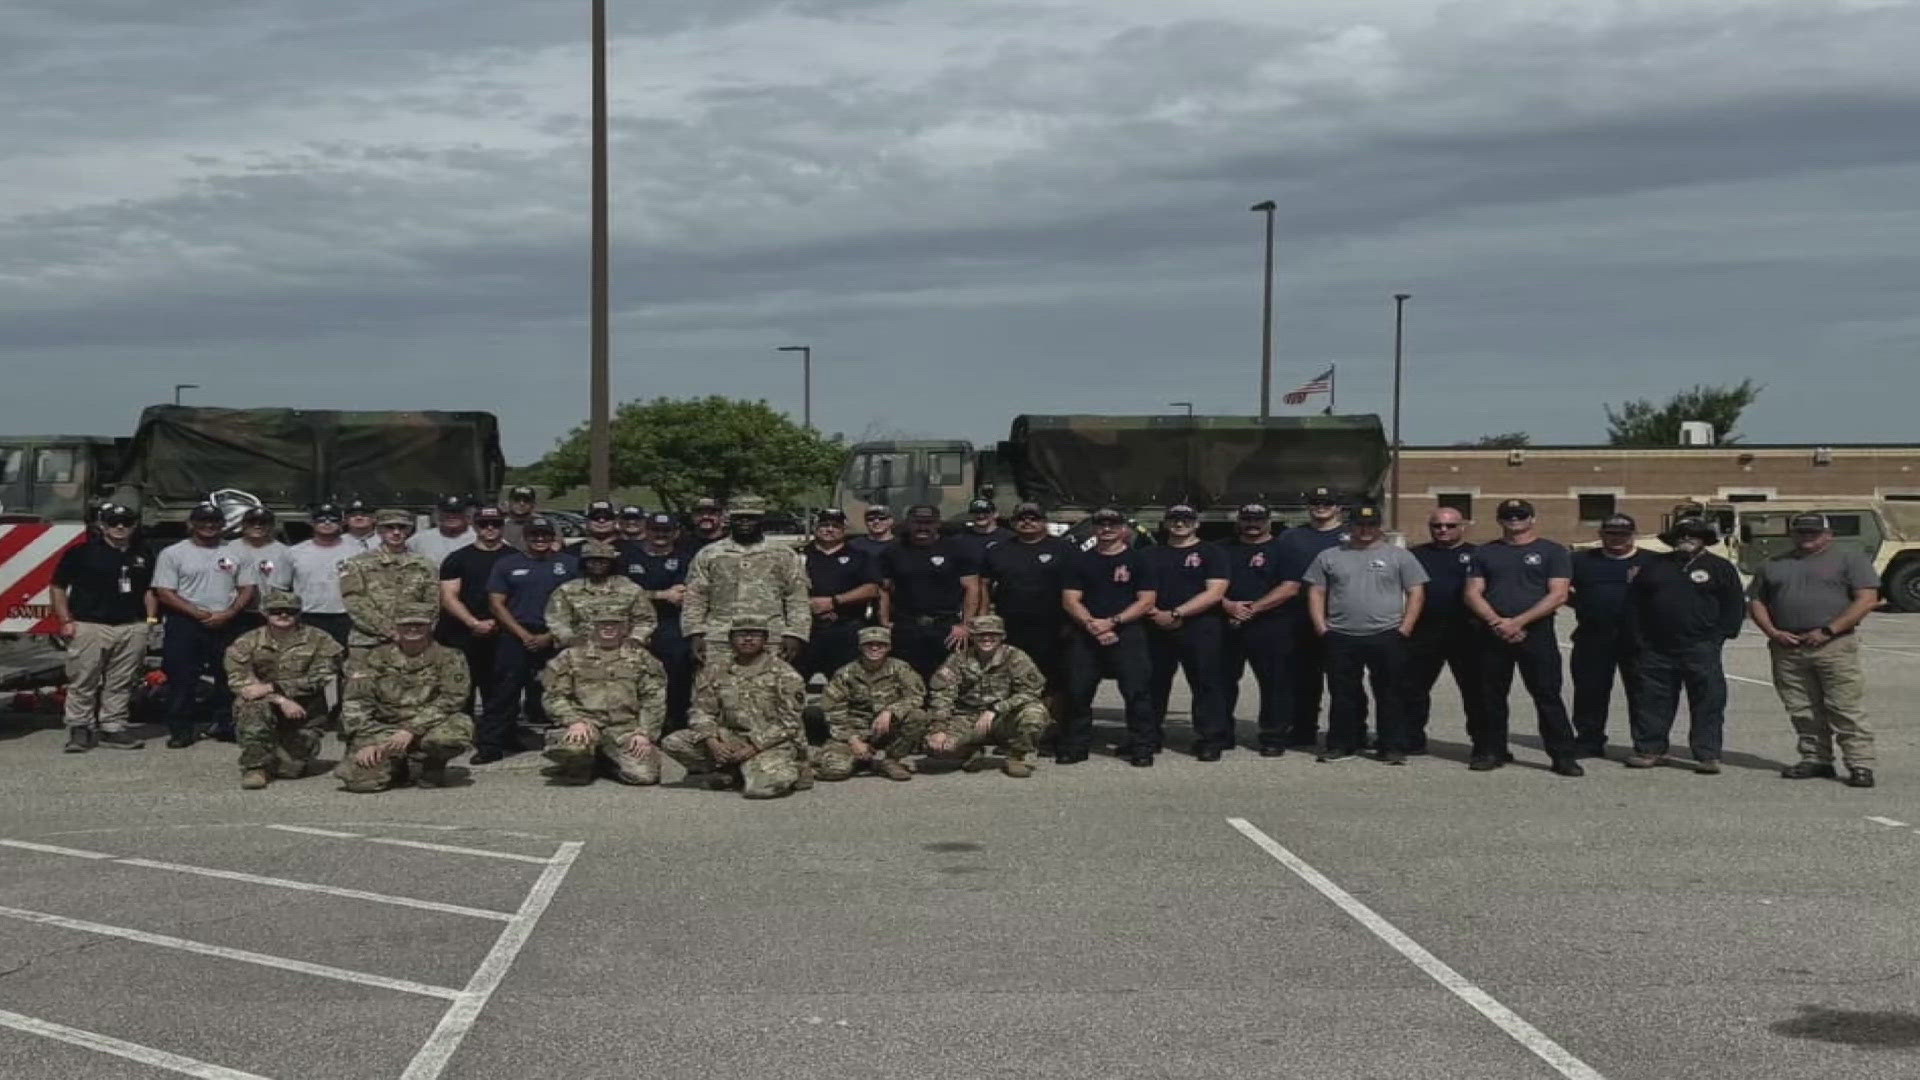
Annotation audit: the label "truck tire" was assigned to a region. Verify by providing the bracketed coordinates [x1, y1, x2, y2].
[1886, 560, 1920, 613]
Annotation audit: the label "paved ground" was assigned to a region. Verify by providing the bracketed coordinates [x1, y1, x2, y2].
[1, 615, 1917, 1079]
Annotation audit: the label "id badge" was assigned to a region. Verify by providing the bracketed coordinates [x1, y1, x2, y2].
[118, 575, 133, 594]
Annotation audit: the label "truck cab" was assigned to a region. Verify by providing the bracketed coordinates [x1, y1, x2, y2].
[0, 437, 125, 522]
[834, 440, 985, 521]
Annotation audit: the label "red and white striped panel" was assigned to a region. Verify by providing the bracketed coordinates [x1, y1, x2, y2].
[0, 523, 89, 634]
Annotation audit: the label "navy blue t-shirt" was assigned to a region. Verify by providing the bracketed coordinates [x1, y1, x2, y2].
[1221, 537, 1303, 603]
[1145, 541, 1229, 611]
[881, 539, 978, 618]
[1569, 547, 1654, 626]
[983, 535, 1076, 621]
[1064, 547, 1154, 619]
[1468, 538, 1572, 618]
[623, 543, 692, 638]
[1411, 541, 1477, 622]
[485, 551, 580, 628]
[804, 542, 877, 620]
[1275, 523, 1350, 572]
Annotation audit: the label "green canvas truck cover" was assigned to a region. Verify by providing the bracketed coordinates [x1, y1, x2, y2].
[1006, 414, 1390, 510]
[114, 406, 507, 509]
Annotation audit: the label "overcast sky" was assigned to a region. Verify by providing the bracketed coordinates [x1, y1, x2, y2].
[4, 0, 1917, 463]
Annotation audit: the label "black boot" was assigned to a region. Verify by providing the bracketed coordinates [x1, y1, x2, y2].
[63, 726, 91, 753]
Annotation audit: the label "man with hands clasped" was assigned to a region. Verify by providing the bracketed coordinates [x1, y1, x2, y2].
[1463, 499, 1582, 777]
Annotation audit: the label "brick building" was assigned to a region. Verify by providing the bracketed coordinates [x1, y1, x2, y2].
[1392, 444, 1920, 543]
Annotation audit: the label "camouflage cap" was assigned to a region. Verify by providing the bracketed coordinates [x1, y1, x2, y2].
[578, 539, 622, 561]
[968, 614, 1006, 635]
[727, 616, 770, 635]
[728, 494, 768, 516]
[857, 626, 892, 645]
[692, 497, 722, 512]
[375, 508, 413, 527]
[261, 589, 303, 613]
[394, 602, 438, 625]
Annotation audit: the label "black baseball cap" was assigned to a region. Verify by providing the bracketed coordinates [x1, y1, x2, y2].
[1599, 514, 1636, 533]
[905, 505, 941, 523]
[585, 499, 616, 520]
[619, 505, 645, 519]
[99, 503, 139, 525]
[967, 498, 994, 514]
[523, 516, 557, 536]
[1789, 513, 1830, 533]
[342, 498, 373, 515]
[1237, 503, 1270, 520]
[436, 494, 468, 515]
[1090, 507, 1126, 525]
[1495, 499, 1536, 521]
[508, 485, 537, 500]
[1352, 504, 1382, 524]
[473, 506, 506, 524]
[311, 502, 342, 521]
[865, 505, 893, 519]
[1011, 502, 1045, 519]
[1663, 517, 1719, 545]
[1307, 486, 1339, 506]
[1164, 504, 1198, 520]
[188, 503, 224, 523]
[646, 511, 676, 528]
[816, 508, 848, 524]
[241, 506, 276, 524]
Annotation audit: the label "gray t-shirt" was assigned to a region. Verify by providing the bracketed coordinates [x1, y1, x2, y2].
[1747, 546, 1879, 631]
[232, 539, 292, 607]
[152, 539, 260, 610]
[286, 538, 355, 614]
[409, 528, 474, 567]
[1303, 541, 1430, 635]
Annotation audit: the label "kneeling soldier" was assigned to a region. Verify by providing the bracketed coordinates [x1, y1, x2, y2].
[335, 603, 474, 793]
[542, 605, 669, 785]
[225, 589, 343, 789]
[661, 617, 808, 798]
[816, 626, 928, 782]
[924, 615, 1046, 777]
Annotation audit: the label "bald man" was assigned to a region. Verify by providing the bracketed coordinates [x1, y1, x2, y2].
[1402, 508, 1491, 755]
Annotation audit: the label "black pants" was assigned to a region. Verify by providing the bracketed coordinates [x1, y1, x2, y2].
[1003, 615, 1067, 693]
[894, 615, 961, 680]
[1286, 616, 1329, 744]
[306, 613, 352, 648]
[480, 629, 556, 753]
[1478, 621, 1576, 759]
[797, 617, 863, 682]
[161, 613, 236, 741]
[650, 629, 694, 734]
[1632, 640, 1728, 758]
[1222, 615, 1293, 750]
[1326, 630, 1410, 753]
[1063, 623, 1157, 755]
[1148, 614, 1231, 750]
[1569, 624, 1641, 752]
[1403, 618, 1487, 752]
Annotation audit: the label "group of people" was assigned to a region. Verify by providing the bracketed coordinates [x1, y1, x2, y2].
[45, 483, 1884, 794]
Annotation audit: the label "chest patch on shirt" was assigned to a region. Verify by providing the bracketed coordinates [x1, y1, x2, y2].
[1368, 558, 1387, 570]
[1184, 553, 1201, 568]
[216, 557, 237, 573]
[1113, 564, 1131, 584]
[553, 563, 567, 575]
[666, 558, 680, 571]
[930, 555, 945, 567]
[1038, 553, 1052, 563]
[1689, 569, 1711, 584]
[510, 568, 530, 577]
[1250, 553, 1266, 568]
[1458, 552, 1471, 564]
[257, 559, 276, 576]
[1523, 553, 1542, 566]
[837, 555, 850, 565]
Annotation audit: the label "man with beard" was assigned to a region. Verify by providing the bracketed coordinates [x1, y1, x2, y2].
[624, 511, 696, 731]
[878, 505, 982, 678]
[1304, 504, 1427, 764]
[814, 626, 926, 782]
[1567, 514, 1655, 758]
[683, 495, 811, 666]
[980, 502, 1075, 723]
[409, 495, 475, 567]
[1220, 504, 1306, 756]
[685, 497, 728, 555]
[1625, 517, 1744, 774]
[660, 618, 810, 799]
[1061, 507, 1158, 765]
[1273, 486, 1350, 747]
[500, 486, 540, 552]
[949, 497, 1013, 564]
[152, 502, 259, 748]
[1144, 504, 1231, 760]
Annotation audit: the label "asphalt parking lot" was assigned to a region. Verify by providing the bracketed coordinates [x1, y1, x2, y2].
[1, 615, 1916, 1080]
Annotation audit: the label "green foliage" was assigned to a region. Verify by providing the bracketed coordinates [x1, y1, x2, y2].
[536, 396, 846, 511]
[1475, 431, 1532, 448]
[1606, 380, 1762, 447]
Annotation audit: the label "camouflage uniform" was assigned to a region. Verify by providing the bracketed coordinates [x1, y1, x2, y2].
[334, 609, 474, 792]
[541, 630, 670, 785]
[544, 552, 656, 649]
[681, 496, 810, 646]
[660, 620, 809, 798]
[927, 632, 1049, 763]
[338, 522, 439, 656]
[815, 646, 929, 781]
[224, 603, 343, 781]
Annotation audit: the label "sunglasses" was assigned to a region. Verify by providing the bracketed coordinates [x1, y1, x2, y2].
[1430, 522, 1463, 529]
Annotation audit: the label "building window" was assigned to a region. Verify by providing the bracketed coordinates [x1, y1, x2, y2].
[926, 452, 965, 486]
[1576, 493, 1616, 523]
[1727, 493, 1769, 503]
[1435, 492, 1473, 520]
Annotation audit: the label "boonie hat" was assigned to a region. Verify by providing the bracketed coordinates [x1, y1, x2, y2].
[261, 589, 303, 614]
[394, 603, 438, 625]
[1789, 513, 1830, 532]
[1237, 503, 1270, 520]
[188, 503, 224, 523]
[1599, 514, 1637, 533]
[1495, 498, 1536, 520]
[967, 498, 994, 514]
[858, 626, 892, 645]
[375, 508, 413, 527]
[968, 614, 1006, 635]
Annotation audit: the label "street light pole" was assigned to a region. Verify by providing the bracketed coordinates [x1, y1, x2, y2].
[173, 384, 199, 405]
[1250, 200, 1276, 420]
[1390, 292, 1411, 532]
[777, 346, 812, 430]
[587, 0, 612, 498]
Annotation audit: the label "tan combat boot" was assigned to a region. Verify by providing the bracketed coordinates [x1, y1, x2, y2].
[240, 769, 271, 790]
[876, 759, 913, 782]
[1002, 755, 1034, 779]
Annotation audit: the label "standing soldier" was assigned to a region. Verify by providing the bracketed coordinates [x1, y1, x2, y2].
[624, 511, 695, 731]
[285, 502, 356, 646]
[225, 590, 343, 789]
[338, 509, 440, 664]
[980, 502, 1075, 724]
[685, 496, 728, 554]
[796, 508, 881, 696]
[923, 615, 1046, 777]
[878, 505, 982, 678]
[49, 502, 153, 752]
[341, 498, 379, 552]
[545, 539, 654, 649]
[1304, 504, 1427, 764]
[682, 494, 810, 664]
[661, 618, 809, 798]
[435, 506, 515, 711]
[1626, 518, 1745, 773]
[152, 502, 258, 748]
[1747, 513, 1881, 787]
[1404, 507, 1487, 755]
[949, 497, 1013, 564]
[1220, 503, 1305, 757]
[1060, 507, 1158, 766]
[850, 505, 898, 559]
[1567, 514, 1654, 757]
[1464, 498, 1582, 777]
[334, 603, 473, 793]
[1275, 486, 1350, 748]
[814, 626, 926, 782]
[409, 495, 474, 567]
[478, 517, 578, 763]
[541, 604, 669, 786]
[501, 485, 539, 551]
[1144, 504, 1232, 760]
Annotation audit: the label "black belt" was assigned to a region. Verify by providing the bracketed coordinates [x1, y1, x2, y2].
[909, 613, 961, 626]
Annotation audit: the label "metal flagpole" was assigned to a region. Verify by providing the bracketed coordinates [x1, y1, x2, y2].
[1324, 364, 1336, 415]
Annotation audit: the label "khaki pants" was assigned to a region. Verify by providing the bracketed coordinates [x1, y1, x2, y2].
[63, 621, 147, 732]
[1769, 634, 1872, 766]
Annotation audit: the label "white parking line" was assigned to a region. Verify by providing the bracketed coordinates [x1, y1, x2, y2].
[0, 838, 512, 922]
[401, 840, 585, 1080]
[0, 1008, 270, 1080]
[263, 824, 556, 865]
[0, 903, 462, 1000]
[1865, 816, 1911, 828]
[1228, 818, 1607, 1080]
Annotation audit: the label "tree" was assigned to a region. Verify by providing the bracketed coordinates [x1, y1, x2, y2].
[1474, 432, 1532, 448]
[1605, 380, 1761, 447]
[536, 396, 846, 511]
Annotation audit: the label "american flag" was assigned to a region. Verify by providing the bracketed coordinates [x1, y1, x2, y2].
[1282, 366, 1334, 405]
